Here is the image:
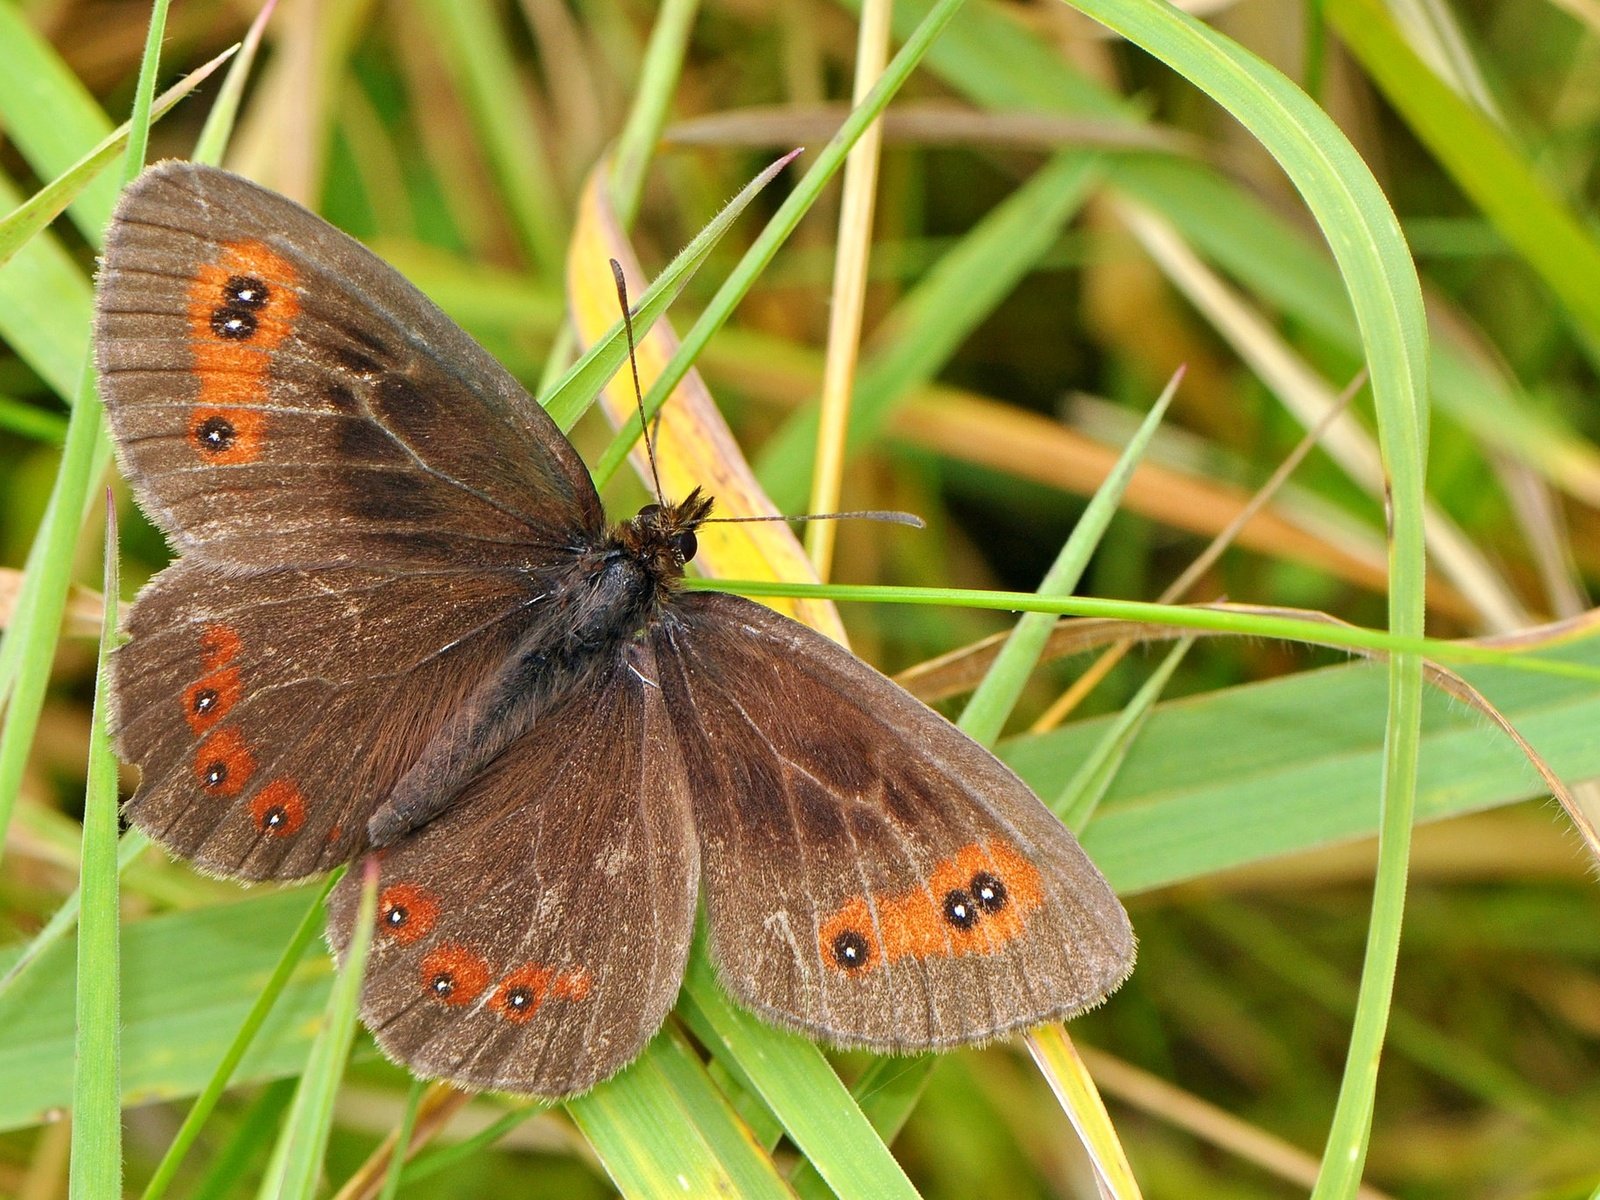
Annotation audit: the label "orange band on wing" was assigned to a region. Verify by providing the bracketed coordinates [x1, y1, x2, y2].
[818, 840, 1045, 974]
[250, 778, 307, 836]
[199, 624, 241, 669]
[185, 240, 301, 463]
[193, 727, 256, 797]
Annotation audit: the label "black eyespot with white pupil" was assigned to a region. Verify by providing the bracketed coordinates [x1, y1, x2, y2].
[210, 306, 257, 339]
[261, 806, 289, 830]
[192, 687, 219, 714]
[195, 416, 236, 452]
[202, 761, 228, 787]
[385, 905, 409, 928]
[943, 888, 978, 929]
[971, 871, 1007, 913]
[832, 929, 870, 970]
[505, 986, 535, 1011]
[430, 972, 455, 998]
[223, 275, 269, 309]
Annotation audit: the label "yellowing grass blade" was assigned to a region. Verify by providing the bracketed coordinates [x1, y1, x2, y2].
[567, 161, 846, 641]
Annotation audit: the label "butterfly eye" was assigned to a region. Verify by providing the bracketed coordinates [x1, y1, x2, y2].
[673, 529, 698, 563]
[637, 503, 662, 521]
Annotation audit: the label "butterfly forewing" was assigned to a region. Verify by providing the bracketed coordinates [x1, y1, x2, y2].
[326, 648, 698, 1095]
[95, 161, 603, 570]
[653, 593, 1135, 1049]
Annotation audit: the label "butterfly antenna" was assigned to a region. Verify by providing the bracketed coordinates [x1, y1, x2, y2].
[704, 510, 925, 528]
[610, 259, 666, 505]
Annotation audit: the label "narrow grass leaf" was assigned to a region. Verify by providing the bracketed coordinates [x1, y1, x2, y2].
[591, 0, 970, 487]
[542, 149, 800, 432]
[960, 375, 1178, 747]
[192, 0, 279, 167]
[1326, 0, 1600, 353]
[566, 1033, 788, 1199]
[141, 878, 337, 1200]
[68, 495, 122, 1200]
[678, 935, 920, 1200]
[259, 865, 375, 1200]
[0, 49, 233, 270]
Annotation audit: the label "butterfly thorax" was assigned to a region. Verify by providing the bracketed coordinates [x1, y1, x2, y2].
[365, 490, 714, 847]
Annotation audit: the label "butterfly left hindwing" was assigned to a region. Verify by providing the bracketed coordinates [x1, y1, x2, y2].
[327, 645, 699, 1095]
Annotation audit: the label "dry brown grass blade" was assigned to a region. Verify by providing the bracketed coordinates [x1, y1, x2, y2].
[566, 163, 847, 641]
[0, 571, 101, 641]
[1079, 1046, 1398, 1200]
[329, 1084, 472, 1200]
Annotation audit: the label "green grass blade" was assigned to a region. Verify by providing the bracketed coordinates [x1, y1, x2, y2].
[567, 1032, 792, 1199]
[376, 1077, 427, 1200]
[0, 49, 233, 271]
[258, 866, 375, 1200]
[1054, 634, 1195, 831]
[188, 1079, 297, 1200]
[1053, 6, 1429, 1189]
[394, 1104, 544, 1189]
[0, 831, 149, 999]
[541, 148, 800, 431]
[1326, 0, 1600, 354]
[678, 935, 920, 1200]
[192, 0, 278, 167]
[960, 375, 1178, 746]
[0, 0, 169, 875]
[591, 0, 969, 487]
[756, 149, 1102, 509]
[0, 3, 124, 238]
[140, 877, 337, 1200]
[607, 0, 698, 225]
[68, 494, 121, 1200]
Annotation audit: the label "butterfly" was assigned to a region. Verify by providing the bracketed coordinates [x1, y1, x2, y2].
[93, 161, 1135, 1096]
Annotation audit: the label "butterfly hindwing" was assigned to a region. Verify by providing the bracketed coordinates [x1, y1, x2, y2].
[653, 592, 1135, 1050]
[94, 161, 603, 570]
[114, 558, 544, 879]
[326, 646, 699, 1095]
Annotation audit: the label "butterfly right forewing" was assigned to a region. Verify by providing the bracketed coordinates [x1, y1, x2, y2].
[653, 592, 1135, 1051]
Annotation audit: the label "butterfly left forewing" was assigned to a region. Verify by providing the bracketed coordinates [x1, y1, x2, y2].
[653, 592, 1134, 1050]
[326, 645, 699, 1095]
[96, 161, 603, 571]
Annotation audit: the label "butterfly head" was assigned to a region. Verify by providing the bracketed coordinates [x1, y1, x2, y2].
[618, 487, 714, 579]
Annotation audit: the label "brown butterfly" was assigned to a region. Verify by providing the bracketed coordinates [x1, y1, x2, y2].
[93, 161, 1135, 1096]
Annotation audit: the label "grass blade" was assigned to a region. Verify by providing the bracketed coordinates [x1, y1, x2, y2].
[68, 494, 121, 1199]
